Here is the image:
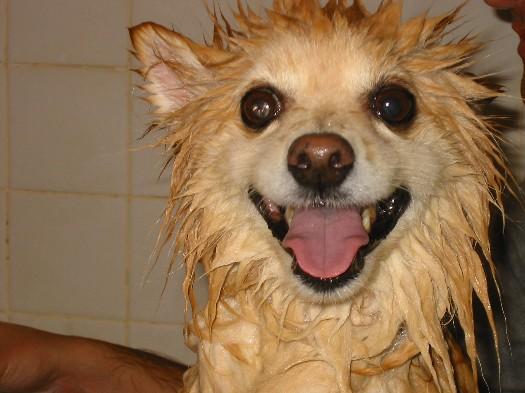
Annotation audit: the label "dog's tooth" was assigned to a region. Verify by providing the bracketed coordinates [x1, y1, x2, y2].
[285, 207, 295, 224]
[362, 209, 371, 233]
[369, 207, 377, 225]
[361, 207, 376, 233]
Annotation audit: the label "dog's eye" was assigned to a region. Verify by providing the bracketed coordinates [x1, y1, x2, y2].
[370, 85, 416, 127]
[241, 86, 283, 130]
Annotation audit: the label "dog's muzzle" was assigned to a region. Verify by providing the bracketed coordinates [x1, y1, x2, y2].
[249, 133, 411, 293]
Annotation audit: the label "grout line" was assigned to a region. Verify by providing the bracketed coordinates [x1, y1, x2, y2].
[2, 0, 6, 62]
[124, 0, 134, 347]
[9, 310, 184, 327]
[8, 188, 167, 200]
[8, 62, 129, 72]
[3, 0, 10, 322]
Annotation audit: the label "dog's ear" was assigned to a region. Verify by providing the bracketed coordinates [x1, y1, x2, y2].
[130, 22, 209, 114]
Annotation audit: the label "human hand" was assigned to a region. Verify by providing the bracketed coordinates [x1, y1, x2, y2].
[485, 0, 524, 10]
[485, 0, 525, 59]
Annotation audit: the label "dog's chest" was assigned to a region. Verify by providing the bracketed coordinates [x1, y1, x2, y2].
[182, 296, 446, 393]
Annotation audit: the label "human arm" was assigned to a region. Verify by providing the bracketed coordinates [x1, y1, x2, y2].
[0, 322, 186, 393]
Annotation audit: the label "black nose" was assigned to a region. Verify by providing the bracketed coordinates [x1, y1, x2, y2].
[287, 133, 354, 191]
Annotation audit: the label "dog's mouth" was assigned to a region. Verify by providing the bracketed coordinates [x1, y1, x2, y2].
[249, 188, 411, 292]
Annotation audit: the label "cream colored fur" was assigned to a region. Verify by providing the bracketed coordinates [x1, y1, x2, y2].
[130, 1, 507, 392]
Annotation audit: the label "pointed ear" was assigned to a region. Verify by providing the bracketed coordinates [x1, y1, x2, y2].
[130, 22, 209, 114]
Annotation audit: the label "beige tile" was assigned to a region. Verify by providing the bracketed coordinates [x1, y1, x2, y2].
[9, 0, 129, 66]
[132, 0, 274, 44]
[0, 313, 6, 321]
[132, 0, 210, 44]
[10, 66, 128, 194]
[130, 95, 170, 197]
[9, 191, 127, 319]
[0, 191, 5, 312]
[130, 141, 170, 197]
[0, 0, 5, 63]
[11, 314, 126, 344]
[10, 313, 73, 334]
[129, 322, 196, 365]
[0, 66, 6, 188]
[129, 198, 209, 323]
[68, 319, 126, 345]
[129, 198, 185, 323]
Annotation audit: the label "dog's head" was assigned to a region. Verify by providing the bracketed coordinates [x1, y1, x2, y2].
[131, 0, 506, 388]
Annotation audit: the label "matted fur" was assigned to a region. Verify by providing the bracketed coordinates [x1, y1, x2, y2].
[130, 1, 507, 392]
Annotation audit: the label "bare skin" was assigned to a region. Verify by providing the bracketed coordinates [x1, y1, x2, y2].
[484, 0, 525, 96]
[485, 0, 525, 58]
[0, 322, 186, 393]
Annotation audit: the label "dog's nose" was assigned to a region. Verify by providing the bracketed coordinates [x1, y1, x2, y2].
[287, 133, 354, 190]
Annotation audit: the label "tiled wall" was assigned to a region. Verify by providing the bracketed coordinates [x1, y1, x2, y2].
[0, 0, 223, 365]
[0, 0, 522, 366]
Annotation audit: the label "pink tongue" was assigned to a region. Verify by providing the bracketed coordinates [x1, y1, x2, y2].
[283, 208, 369, 279]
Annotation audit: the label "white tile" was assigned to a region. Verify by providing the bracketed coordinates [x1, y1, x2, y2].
[0, 0, 5, 63]
[9, 0, 129, 66]
[129, 198, 185, 323]
[9, 66, 128, 194]
[10, 314, 126, 344]
[0, 66, 6, 188]
[131, 94, 170, 197]
[129, 322, 195, 365]
[9, 192, 127, 319]
[0, 191, 5, 311]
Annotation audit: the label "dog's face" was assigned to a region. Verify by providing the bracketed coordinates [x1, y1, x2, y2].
[131, 1, 504, 386]
[230, 27, 439, 302]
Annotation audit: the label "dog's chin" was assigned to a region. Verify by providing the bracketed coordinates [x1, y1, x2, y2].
[249, 187, 411, 301]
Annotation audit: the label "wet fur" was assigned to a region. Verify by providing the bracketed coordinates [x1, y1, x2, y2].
[130, 1, 506, 392]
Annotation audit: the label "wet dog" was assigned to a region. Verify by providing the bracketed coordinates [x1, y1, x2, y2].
[130, 1, 506, 392]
